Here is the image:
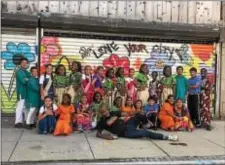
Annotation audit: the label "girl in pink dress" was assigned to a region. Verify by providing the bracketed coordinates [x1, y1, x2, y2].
[82, 65, 95, 104]
[126, 68, 137, 102]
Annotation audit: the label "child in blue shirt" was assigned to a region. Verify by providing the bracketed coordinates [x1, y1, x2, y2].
[143, 96, 159, 130]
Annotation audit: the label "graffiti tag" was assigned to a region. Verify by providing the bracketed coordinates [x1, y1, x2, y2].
[93, 41, 119, 59]
[79, 41, 149, 59]
[79, 46, 92, 59]
[151, 43, 193, 66]
[124, 43, 148, 56]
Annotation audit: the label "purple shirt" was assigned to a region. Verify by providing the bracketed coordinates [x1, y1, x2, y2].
[93, 74, 103, 88]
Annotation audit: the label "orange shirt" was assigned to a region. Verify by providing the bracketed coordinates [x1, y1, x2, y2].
[159, 102, 174, 117]
[122, 106, 136, 116]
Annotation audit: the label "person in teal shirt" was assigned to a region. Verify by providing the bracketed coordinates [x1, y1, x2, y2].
[175, 66, 188, 102]
[25, 67, 41, 129]
[15, 58, 30, 128]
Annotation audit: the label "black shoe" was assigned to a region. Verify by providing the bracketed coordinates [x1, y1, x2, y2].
[14, 123, 23, 128]
[31, 124, 36, 128]
[25, 124, 32, 130]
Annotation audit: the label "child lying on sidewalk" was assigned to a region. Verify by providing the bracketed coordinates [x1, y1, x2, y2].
[96, 103, 178, 141]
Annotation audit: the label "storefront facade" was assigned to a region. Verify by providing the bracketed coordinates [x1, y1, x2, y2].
[1, 1, 223, 118]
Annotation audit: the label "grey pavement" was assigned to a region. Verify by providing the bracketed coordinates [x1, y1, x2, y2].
[1, 121, 225, 164]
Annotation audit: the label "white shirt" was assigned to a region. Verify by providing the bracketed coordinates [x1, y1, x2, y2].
[39, 74, 51, 85]
[39, 104, 58, 114]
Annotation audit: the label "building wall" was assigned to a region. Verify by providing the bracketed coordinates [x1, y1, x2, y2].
[1, 1, 221, 25]
[220, 43, 225, 118]
[1, 28, 37, 113]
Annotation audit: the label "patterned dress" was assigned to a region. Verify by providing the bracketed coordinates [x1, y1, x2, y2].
[200, 77, 211, 127]
[115, 77, 127, 105]
[136, 73, 149, 105]
[149, 79, 161, 103]
[160, 76, 176, 103]
[74, 103, 92, 131]
[68, 72, 82, 104]
[53, 75, 69, 105]
[82, 74, 95, 104]
[93, 74, 105, 96]
[102, 78, 115, 107]
[125, 77, 137, 102]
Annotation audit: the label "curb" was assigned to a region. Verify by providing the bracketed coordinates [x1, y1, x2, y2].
[2, 155, 225, 165]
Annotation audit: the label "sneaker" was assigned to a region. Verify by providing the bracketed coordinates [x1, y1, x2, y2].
[168, 135, 178, 141]
[143, 123, 151, 129]
[78, 125, 84, 132]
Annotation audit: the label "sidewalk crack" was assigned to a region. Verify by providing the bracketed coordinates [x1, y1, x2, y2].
[8, 129, 24, 161]
[150, 140, 170, 157]
[206, 139, 225, 149]
[85, 133, 95, 159]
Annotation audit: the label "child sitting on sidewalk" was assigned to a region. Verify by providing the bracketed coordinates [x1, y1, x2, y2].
[54, 93, 75, 136]
[74, 94, 92, 132]
[37, 96, 57, 134]
[143, 97, 159, 130]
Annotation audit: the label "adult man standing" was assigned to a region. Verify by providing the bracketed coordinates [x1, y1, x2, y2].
[187, 67, 201, 127]
[15, 58, 30, 128]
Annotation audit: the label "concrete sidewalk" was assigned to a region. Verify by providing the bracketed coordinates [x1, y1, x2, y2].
[1, 121, 225, 163]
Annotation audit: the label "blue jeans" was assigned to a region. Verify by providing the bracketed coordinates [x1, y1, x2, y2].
[125, 114, 165, 140]
[38, 115, 56, 134]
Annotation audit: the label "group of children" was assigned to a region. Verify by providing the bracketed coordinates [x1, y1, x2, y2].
[14, 57, 212, 137]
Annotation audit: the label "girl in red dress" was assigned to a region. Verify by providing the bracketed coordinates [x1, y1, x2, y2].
[82, 65, 95, 104]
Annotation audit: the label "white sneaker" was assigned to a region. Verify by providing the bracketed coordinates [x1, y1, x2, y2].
[143, 123, 151, 129]
[168, 135, 178, 141]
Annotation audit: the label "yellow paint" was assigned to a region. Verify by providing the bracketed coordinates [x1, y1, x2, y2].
[40, 46, 46, 54]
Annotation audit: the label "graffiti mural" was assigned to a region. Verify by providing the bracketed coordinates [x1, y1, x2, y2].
[40, 37, 62, 73]
[1, 42, 35, 70]
[103, 54, 130, 75]
[1, 36, 216, 114]
[1, 36, 37, 113]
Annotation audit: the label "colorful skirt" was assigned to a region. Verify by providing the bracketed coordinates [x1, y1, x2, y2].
[105, 90, 115, 107]
[75, 113, 92, 131]
[137, 88, 149, 105]
[162, 87, 173, 103]
[55, 87, 66, 105]
[54, 119, 73, 136]
[158, 114, 175, 130]
[174, 116, 194, 132]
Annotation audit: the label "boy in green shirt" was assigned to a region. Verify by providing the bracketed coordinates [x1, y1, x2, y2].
[175, 66, 188, 102]
[25, 67, 41, 129]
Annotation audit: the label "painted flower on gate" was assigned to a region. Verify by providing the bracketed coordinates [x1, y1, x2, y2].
[40, 37, 62, 73]
[1, 42, 35, 70]
[144, 45, 176, 75]
[103, 54, 130, 75]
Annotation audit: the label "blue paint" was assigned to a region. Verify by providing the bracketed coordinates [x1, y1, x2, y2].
[1, 42, 35, 70]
